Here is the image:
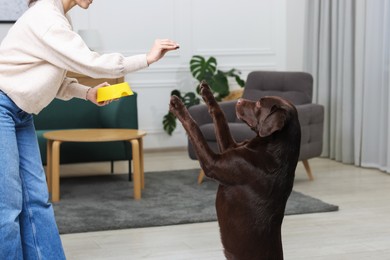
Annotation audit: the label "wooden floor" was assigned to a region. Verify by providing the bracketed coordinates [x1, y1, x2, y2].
[59, 149, 390, 260]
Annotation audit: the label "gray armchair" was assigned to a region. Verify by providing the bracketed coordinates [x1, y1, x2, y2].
[188, 71, 324, 183]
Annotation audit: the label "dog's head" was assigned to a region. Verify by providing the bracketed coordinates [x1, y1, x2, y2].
[236, 96, 297, 137]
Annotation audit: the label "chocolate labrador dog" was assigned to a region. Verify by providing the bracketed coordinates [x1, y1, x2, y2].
[169, 81, 301, 260]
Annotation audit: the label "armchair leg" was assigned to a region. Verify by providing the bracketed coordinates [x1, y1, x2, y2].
[197, 169, 205, 184]
[302, 160, 314, 181]
[110, 161, 114, 174]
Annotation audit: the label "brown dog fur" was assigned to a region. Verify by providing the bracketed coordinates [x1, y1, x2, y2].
[169, 81, 301, 260]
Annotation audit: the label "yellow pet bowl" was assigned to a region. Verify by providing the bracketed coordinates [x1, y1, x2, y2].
[97, 82, 134, 102]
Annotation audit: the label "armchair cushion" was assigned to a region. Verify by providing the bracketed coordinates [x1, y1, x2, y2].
[243, 71, 313, 105]
[200, 122, 256, 143]
[188, 100, 238, 125]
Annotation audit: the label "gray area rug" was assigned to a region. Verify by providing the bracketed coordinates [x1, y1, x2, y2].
[53, 169, 338, 234]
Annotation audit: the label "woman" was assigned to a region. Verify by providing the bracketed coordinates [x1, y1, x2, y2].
[0, 0, 179, 259]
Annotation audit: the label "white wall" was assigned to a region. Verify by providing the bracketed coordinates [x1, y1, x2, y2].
[286, 0, 306, 71]
[0, 0, 306, 149]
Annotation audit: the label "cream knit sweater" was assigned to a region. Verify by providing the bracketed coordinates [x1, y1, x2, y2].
[0, 0, 148, 114]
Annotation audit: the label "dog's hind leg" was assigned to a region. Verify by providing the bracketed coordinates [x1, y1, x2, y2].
[199, 81, 236, 152]
[169, 95, 219, 173]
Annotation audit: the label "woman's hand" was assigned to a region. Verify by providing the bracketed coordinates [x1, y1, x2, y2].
[86, 82, 114, 106]
[146, 39, 180, 65]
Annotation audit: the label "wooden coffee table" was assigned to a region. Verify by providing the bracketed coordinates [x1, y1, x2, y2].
[43, 129, 146, 202]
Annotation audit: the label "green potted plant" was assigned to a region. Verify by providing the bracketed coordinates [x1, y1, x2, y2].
[163, 55, 245, 135]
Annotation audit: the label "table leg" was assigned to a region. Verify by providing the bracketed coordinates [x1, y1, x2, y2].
[139, 137, 145, 189]
[46, 140, 53, 193]
[51, 141, 62, 202]
[131, 139, 141, 200]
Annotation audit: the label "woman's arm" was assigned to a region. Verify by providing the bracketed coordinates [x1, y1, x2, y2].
[40, 22, 178, 79]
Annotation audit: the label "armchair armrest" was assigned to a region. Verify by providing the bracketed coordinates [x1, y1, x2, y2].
[99, 93, 138, 129]
[188, 100, 238, 126]
[296, 103, 324, 126]
[296, 103, 324, 158]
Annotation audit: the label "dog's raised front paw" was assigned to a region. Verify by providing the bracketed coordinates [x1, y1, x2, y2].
[199, 80, 211, 92]
[169, 95, 187, 119]
[199, 81, 216, 104]
[169, 95, 184, 110]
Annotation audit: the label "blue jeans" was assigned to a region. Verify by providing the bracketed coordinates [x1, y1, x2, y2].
[0, 91, 65, 260]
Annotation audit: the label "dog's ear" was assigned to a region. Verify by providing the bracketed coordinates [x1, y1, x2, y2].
[258, 106, 287, 137]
